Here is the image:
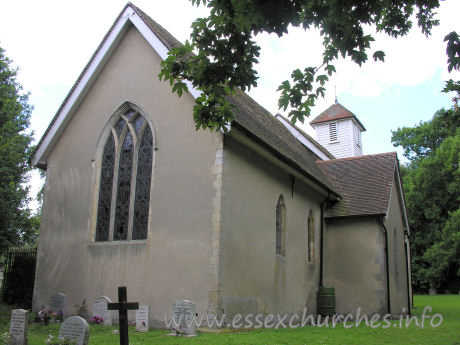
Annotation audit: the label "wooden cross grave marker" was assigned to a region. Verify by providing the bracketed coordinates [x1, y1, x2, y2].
[108, 286, 139, 345]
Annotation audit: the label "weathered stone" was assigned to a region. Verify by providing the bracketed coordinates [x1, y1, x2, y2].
[170, 300, 196, 337]
[9, 309, 28, 345]
[50, 293, 66, 315]
[92, 296, 112, 326]
[59, 316, 89, 345]
[74, 299, 89, 320]
[135, 305, 149, 332]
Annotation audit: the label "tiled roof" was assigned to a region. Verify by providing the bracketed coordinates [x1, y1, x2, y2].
[317, 152, 397, 218]
[310, 103, 366, 131]
[228, 91, 337, 193]
[129, 3, 183, 50]
[131, 4, 337, 192]
[32, 2, 338, 195]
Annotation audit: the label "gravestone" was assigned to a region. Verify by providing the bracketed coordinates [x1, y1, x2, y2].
[135, 305, 149, 332]
[50, 293, 66, 315]
[74, 299, 89, 320]
[170, 300, 196, 337]
[9, 309, 28, 345]
[92, 296, 112, 326]
[59, 316, 89, 345]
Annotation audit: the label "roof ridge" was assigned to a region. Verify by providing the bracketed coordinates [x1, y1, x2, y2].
[317, 151, 397, 164]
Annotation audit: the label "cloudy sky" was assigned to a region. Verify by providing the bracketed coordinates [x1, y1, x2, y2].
[1, 0, 459, 210]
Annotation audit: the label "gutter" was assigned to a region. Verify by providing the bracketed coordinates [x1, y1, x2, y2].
[404, 233, 412, 314]
[380, 217, 391, 315]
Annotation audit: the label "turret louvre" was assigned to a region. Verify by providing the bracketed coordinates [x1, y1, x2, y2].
[310, 103, 365, 158]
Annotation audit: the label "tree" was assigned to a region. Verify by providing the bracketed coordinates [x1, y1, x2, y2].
[0, 46, 37, 260]
[392, 23, 460, 292]
[159, 0, 442, 131]
[392, 103, 460, 291]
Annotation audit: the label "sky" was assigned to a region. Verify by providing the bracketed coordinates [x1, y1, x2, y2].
[0, 0, 459, 210]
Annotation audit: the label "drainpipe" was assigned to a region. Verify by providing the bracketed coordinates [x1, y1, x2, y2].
[381, 218, 391, 315]
[404, 233, 412, 315]
[319, 194, 329, 287]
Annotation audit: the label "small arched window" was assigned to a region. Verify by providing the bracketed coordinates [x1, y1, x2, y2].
[95, 107, 154, 242]
[276, 195, 286, 256]
[308, 210, 314, 262]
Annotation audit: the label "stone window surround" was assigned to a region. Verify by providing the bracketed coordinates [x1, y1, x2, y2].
[89, 102, 156, 244]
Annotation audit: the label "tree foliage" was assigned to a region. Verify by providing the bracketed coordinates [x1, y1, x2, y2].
[159, 0, 441, 131]
[392, 100, 460, 291]
[0, 46, 37, 260]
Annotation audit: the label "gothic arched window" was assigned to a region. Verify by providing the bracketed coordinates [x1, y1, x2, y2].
[308, 210, 314, 262]
[276, 195, 286, 256]
[95, 108, 154, 242]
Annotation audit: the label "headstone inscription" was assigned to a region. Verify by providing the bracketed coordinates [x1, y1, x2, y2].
[135, 305, 149, 332]
[170, 300, 196, 337]
[107, 287, 139, 345]
[59, 316, 89, 345]
[9, 309, 28, 345]
[92, 296, 112, 326]
[50, 293, 66, 315]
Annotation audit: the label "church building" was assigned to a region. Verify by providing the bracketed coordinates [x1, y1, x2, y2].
[31, 3, 411, 326]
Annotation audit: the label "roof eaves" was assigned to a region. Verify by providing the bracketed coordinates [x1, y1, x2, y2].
[325, 212, 386, 220]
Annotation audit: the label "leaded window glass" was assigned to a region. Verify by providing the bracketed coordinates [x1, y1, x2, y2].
[94, 107, 154, 242]
[276, 195, 286, 256]
[115, 118, 126, 138]
[132, 127, 153, 240]
[95, 134, 115, 241]
[308, 210, 314, 262]
[114, 131, 134, 241]
[134, 116, 144, 134]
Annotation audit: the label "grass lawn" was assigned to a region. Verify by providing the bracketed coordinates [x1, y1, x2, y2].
[1, 295, 459, 344]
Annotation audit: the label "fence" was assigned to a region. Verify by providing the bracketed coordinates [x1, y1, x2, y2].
[1, 247, 37, 309]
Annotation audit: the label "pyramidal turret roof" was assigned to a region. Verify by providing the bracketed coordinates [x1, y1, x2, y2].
[310, 103, 366, 131]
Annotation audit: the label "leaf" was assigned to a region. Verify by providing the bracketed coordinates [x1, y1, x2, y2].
[325, 65, 336, 76]
[172, 82, 188, 97]
[373, 51, 385, 62]
[316, 74, 329, 86]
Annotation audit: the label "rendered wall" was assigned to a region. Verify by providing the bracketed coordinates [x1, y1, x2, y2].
[324, 217, 388, 316]
[384, 175, 410, 314]
[219, 133, 326, 319]
[33, 25, 220, 327]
